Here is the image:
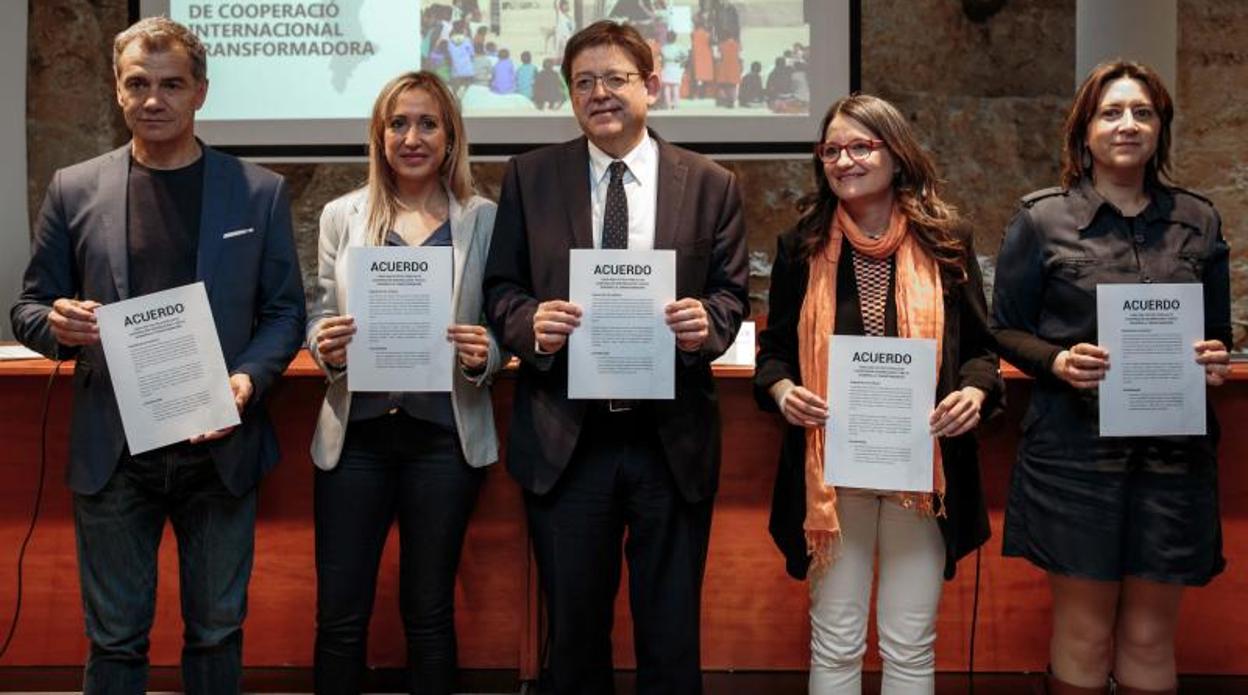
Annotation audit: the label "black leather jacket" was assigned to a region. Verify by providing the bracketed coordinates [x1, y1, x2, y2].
[991, 178, 1230, 468]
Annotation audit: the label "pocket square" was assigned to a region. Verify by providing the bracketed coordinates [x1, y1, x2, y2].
[222, 227, 255, 239]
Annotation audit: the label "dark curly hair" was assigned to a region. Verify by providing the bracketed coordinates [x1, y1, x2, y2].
[793, 94, 967, 285]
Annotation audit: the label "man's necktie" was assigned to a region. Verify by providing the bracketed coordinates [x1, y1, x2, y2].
[601, 160, 636, 412]
[602, 160, 629, 249]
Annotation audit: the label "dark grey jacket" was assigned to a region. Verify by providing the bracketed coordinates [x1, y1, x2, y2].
[483, 133, 749, 503]
[11, 144, 305, 496]
[991, 179, 1230, 466]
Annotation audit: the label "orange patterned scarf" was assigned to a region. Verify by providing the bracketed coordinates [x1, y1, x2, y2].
[797, 203, 946, 573]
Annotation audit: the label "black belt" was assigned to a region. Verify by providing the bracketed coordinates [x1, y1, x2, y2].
[606, 399, 638, 413]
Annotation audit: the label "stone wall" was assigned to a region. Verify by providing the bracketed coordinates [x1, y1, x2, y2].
[26, 0, 128, 217]
[1173, 0, 1248, 345]
[25, 0, 1248, 345]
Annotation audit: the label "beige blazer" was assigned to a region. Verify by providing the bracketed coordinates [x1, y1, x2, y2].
[307, 187, 502, 469]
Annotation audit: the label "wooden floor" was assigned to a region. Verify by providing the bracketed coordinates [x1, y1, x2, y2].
[1, 668, 1246, 694]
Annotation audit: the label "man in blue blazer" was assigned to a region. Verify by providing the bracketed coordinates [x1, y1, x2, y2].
[9, 17, 304, 694]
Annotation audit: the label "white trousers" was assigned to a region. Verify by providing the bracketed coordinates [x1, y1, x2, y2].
[808, 490, 945, 695]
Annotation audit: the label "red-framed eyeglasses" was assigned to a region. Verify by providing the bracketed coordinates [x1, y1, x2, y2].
[815, 139, 886, 163]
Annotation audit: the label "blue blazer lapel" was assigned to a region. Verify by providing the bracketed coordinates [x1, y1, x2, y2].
[557, 137, 594, 249]
[653, 136, 688, 251]
[100, 146, 131, 300]
[196, 146, 232, 295]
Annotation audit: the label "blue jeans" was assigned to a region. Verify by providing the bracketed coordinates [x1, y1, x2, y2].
[73, 444, 257, 695]
[314, 412, 483, 695]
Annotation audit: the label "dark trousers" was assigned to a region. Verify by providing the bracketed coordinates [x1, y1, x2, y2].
[526, 407, 715, 695]
[314, 412, 484, 695]
[73, 444, 256, 695]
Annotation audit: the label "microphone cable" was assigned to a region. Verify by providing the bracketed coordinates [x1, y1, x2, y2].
[0, 358, 61, 661]
[967, 545, 983, 694]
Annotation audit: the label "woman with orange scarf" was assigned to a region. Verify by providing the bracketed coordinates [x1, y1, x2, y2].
[755, 94, 1002, 694]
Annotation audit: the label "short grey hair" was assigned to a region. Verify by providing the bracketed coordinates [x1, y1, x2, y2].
[113, 17, 207, 83]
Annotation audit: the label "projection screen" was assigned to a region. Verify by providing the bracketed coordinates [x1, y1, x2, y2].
[134, 0, 857, 155]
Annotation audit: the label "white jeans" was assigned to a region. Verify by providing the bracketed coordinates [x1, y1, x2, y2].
[809, 489, 945, 695]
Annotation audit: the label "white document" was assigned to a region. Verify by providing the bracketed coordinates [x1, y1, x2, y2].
[825, 335, 937, 492]
[568, 249, 676, 399]
[346, 246, 454, 392]
[1097, 283, 1206, 437]
[0, 344, 43, 360]
[95, 282, 239, 455]
[711, 320, 756, 368]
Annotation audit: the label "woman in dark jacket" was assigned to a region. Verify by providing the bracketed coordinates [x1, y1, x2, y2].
[992, 60, 1230, 695]
[755, 93, 1002, 694]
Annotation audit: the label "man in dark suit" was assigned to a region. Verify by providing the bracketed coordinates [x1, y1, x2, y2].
[484, 20, 748, 694]
[10, 17, 304, 694]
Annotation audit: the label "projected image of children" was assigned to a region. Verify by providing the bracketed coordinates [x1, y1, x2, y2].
[419, 0, 811, 116]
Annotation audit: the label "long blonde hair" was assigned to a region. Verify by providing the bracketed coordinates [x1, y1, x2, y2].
[365, 71, 473, 245]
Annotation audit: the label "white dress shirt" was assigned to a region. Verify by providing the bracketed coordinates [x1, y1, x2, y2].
[534, 134, 663, 357]
[587, 132, 659, 250]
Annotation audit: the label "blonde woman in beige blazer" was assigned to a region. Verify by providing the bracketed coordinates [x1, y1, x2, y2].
[305, 72, 501, 695]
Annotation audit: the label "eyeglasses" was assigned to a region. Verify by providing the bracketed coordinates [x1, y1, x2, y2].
[815, 139, 886, 163]
[570, 72, 643, 95]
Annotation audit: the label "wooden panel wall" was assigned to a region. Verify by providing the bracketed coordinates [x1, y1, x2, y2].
[0, 357, 1244, 674]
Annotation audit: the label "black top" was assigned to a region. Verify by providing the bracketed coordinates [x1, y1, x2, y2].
[609, 0, 654, 21]
[991, 179, 1230, 466]
[350, 221, 456, 431]
[755, 233, 1003, 580]
[738, 72, 764, 105]
[534, 68, 564, 105]
[764, 64, 794, 100]
[126, 156, 204, 297]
